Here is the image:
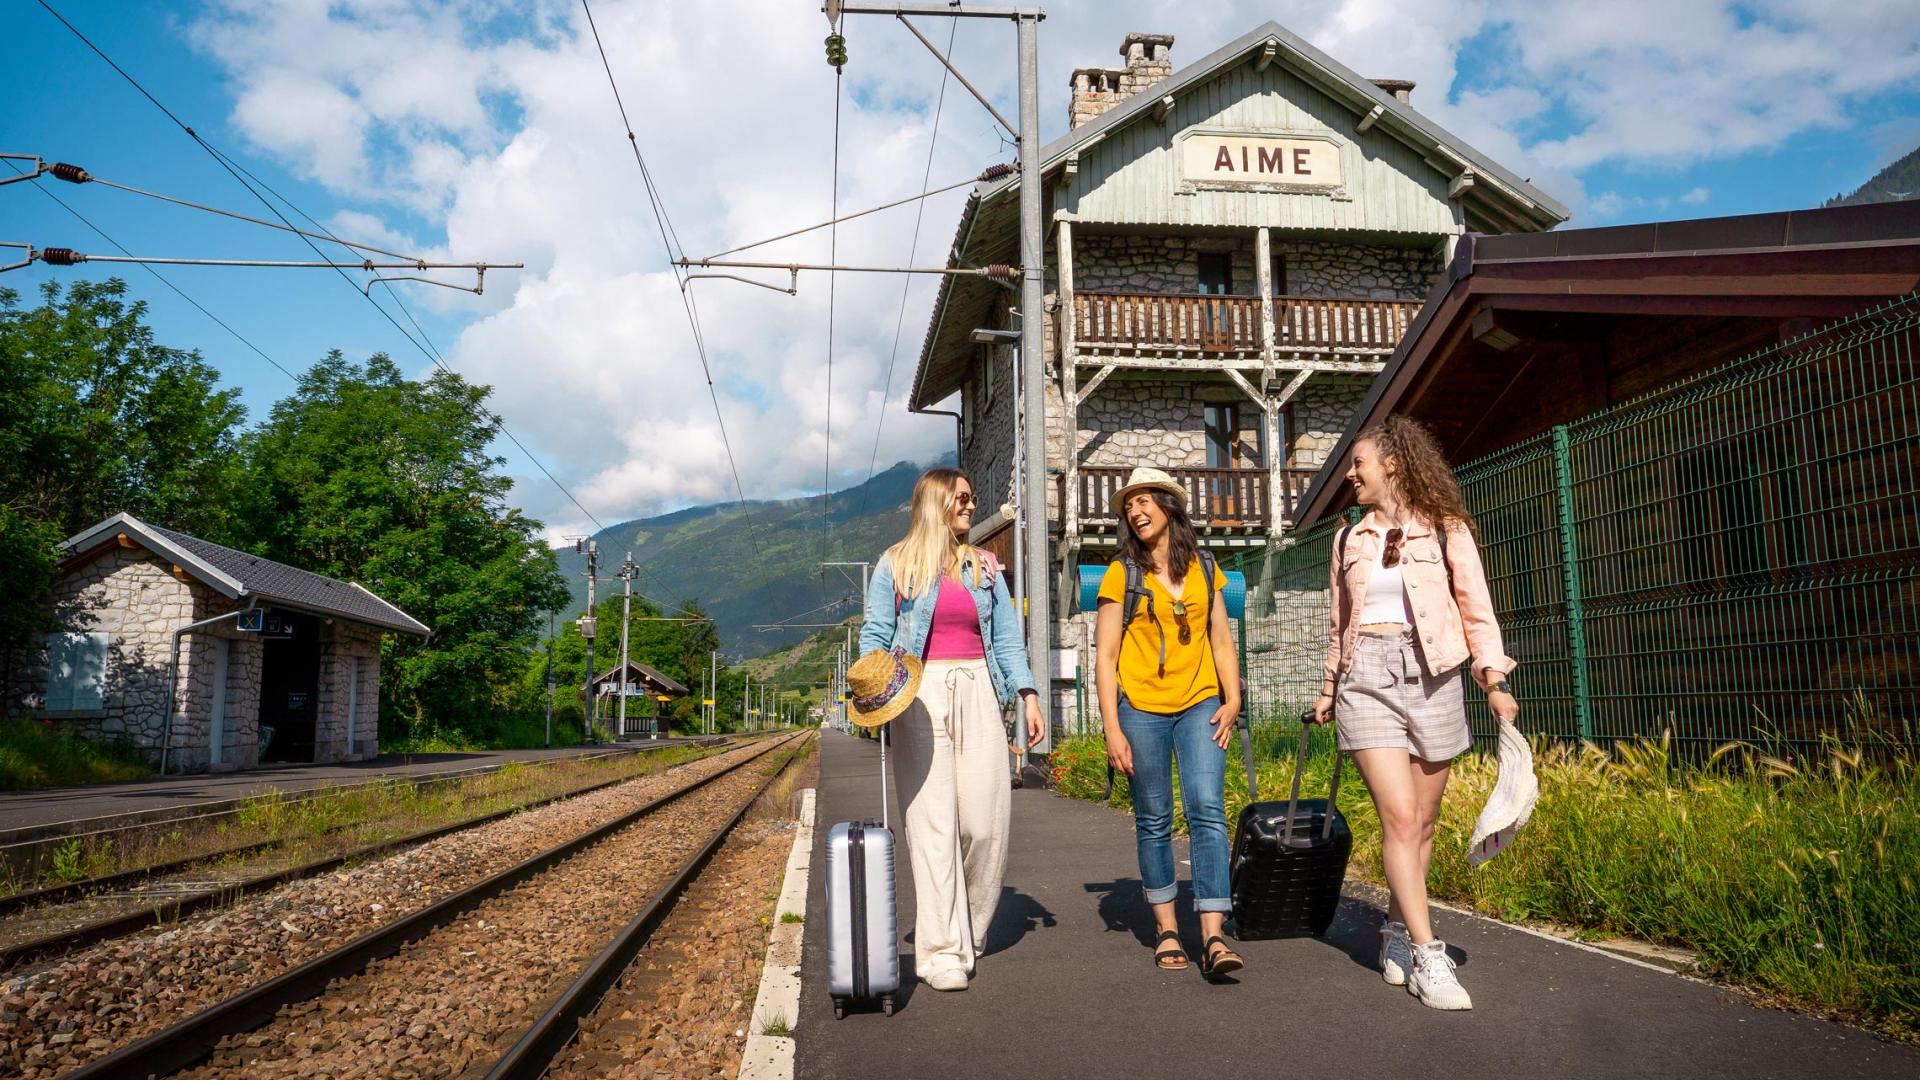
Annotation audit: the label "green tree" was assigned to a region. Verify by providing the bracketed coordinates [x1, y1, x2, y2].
[0, 280, 245, 683]
[238, 352, 567, 735]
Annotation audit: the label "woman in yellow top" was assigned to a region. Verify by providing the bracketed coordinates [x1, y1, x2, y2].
[1095, 467, 1244, 980]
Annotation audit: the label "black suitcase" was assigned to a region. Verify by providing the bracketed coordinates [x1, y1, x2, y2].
[1230, 710, 1352, 939]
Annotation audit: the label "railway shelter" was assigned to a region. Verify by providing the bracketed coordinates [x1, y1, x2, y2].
[3, 512, 429, 773]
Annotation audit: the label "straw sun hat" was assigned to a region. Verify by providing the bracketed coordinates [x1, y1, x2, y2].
[1110, 465, 1188, 519]
[846, 647, 923, 727]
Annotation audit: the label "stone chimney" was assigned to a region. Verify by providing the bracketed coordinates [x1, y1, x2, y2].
[1069, 32, 1175, 128]
[1370, 78, 1415, 105]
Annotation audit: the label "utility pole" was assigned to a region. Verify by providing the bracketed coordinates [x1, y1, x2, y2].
[577, 539, 599, 746]
[543, 612, 556, 748]
[742, 672, 750, 733]
[617, 551, 634, 741]
[708, 650, 718, 735]
[1014, 10, 1052, 759]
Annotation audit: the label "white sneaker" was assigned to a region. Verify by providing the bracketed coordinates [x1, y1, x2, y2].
[1408, 940, 1472, 1010]
[1379, 920, 1411, 986]
[926, 968, 970, 992]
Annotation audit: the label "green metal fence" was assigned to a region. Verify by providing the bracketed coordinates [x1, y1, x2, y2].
[1227, 293, 1920, 749]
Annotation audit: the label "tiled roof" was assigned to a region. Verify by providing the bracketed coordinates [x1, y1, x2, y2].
[62, 513, 430, 636]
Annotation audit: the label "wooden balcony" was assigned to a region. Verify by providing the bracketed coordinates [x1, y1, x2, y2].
[1070, 292, 1422, 356]
[1077, 465, 1321, 531]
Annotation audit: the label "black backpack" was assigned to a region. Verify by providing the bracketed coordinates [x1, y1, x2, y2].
[1118, 549, 1220, 679]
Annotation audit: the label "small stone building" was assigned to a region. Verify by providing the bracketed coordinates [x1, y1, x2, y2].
[10, 512, 430, 772]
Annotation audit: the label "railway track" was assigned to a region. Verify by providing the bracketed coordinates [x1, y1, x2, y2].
[45, 731, 813, 1079]
[0, 738, 747, 971]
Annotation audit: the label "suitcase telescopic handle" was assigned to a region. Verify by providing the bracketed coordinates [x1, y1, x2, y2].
[1282, 709, 1343, 846]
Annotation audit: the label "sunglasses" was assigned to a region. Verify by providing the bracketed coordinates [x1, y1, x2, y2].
[1171, 600, 1192, 645]
[953, 492, 977, 508]
[1382, 527, 1406, 568]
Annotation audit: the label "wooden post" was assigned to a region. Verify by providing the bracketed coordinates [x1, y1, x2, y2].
[1255, 227, 1276, 391]
[1057, 218, 1079, 547]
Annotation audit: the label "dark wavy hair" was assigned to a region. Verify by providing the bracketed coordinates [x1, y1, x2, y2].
[1117, 490, 1202, 584]
[1355, 414, 1478, 538]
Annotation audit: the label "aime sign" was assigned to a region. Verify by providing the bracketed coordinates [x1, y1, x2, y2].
[1179, 132, 1344, 192]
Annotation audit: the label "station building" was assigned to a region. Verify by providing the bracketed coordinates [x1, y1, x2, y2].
[909, 23, 1567, 725]
[8, 512, 429, 772]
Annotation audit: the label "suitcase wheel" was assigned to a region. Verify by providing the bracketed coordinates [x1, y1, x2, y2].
[881, 994, 895, 1017]
[832, 996, 847, 1020]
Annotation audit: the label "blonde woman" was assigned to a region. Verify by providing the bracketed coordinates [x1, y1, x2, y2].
[860, 467, 1044, 992]
[1314, 415, 1519, 1010]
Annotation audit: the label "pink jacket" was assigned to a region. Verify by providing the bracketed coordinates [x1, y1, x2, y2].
[1323, 511, 1516, 691]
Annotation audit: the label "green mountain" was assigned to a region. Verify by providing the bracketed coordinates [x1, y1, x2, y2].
[737, 614, 865, 705]
[554, 458, 944, 658]
[1825, 144, 1920, 207]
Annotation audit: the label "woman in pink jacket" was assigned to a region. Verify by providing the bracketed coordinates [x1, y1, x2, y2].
[1311, 415, 1519, 1012]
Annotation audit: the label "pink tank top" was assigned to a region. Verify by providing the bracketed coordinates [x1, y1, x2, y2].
[923, 577, 985, 661]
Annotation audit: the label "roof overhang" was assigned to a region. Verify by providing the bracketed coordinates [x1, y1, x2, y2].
[1290, 200, 1920, 528]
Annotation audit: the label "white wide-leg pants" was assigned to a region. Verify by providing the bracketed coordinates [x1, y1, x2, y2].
[890, 658, 1011, 979]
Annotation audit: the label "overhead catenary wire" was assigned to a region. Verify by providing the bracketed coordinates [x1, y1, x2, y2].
[30, 0, 657, 604]
[577, 0, 767, 567]
[3, 157, 301, 383]
[856, 16, 958, 523]
[700, 165, 1008, 262]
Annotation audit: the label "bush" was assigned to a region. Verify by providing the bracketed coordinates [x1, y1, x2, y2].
[1049, 722, 1919, 1038]
[0, 718, 152, 790]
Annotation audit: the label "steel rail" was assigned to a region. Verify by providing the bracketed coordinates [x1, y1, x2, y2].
[483, 734, 813, 1078]
[0, 737, 748, 968]
[0, 742, 715, 916]
[0, 741, 751, 971]
[62, 732, 807, 1080]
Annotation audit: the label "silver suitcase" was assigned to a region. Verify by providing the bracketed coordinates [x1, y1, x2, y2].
[824, 727, 899, 1017]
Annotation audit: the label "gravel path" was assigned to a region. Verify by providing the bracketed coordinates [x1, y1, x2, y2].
[0, 741, 780, 1079]
[173, 748, 798, 1079]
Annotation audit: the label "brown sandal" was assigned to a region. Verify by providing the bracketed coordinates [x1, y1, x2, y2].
[1201, 935, 1244, 980]
[1153, 929, 1188, 970]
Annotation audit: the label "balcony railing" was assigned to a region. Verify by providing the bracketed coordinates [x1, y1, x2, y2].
[1071, 292, 1422, 355]
[1078, 465, 1322, 530]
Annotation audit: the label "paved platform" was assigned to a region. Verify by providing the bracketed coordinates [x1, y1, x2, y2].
[796, 731, 1916, 1079]
[0, 738, 709, 840]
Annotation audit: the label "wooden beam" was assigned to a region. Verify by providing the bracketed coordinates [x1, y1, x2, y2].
[115, 532, 136, 549]
[1077, 354, 1386, 374]
[1255, 41, 1277, 72]
[1154, 94, 1175, 125]
[1077, 362, 1117, 403]
[1222, 368, 1271, 411]
[1355, 103, 1384, 133]
[1470, 307, 1524, 352]
[1448, 169, 1477, 200]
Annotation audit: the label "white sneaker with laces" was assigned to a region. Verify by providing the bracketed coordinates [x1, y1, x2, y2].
[1379, 920, 1411, 986]
[1408, 939, 1472, 1010]
[926, 968, 970, 992]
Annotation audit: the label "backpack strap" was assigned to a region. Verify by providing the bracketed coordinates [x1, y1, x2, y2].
[1197, 549, 1218, 631]
[1436, 522, 1455, 592]
[1118, 557, 1166, 679]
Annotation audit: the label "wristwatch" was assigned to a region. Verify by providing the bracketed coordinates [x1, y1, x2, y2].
[1488, 679, 1513, 696]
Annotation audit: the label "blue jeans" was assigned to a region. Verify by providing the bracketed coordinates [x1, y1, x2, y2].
[1118, 694, 1231, 913]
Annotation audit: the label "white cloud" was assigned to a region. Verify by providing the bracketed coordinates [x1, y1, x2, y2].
[185, 0, 1920, 533]
[1679, 186, 1711, 206]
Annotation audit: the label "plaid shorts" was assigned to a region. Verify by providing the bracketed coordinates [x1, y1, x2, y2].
[1335, 630, 1471, 762]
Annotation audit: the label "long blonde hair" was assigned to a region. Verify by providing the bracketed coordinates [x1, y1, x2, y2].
[888, 467, 980, 600]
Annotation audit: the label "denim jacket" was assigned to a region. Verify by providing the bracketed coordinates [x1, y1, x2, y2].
[860, 550, 1037, 710]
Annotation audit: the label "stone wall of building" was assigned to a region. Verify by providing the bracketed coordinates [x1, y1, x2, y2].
[315, 621, 383, 762]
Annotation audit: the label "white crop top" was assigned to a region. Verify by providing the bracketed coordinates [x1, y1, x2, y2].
[1357, 539, 1414, 625]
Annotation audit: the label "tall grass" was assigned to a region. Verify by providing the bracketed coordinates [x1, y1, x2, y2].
[1048, 722, 1919, 1038]
[0, 719, 152, 790]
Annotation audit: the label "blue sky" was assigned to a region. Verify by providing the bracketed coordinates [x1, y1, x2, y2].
[4, 1, 1917, 537]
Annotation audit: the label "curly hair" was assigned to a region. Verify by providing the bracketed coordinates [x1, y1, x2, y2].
[1355, 415, 1478, 538]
